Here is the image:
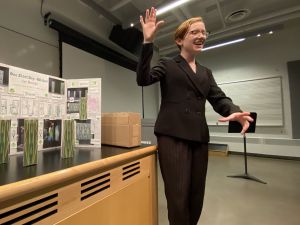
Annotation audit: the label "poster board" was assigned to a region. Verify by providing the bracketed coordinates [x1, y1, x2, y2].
[0, 63, 101, 155]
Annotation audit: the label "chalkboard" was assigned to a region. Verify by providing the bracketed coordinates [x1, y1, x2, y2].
[206, 77, 283, 126]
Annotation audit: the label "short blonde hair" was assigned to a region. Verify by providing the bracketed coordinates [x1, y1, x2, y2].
[174, 17, 204, 49]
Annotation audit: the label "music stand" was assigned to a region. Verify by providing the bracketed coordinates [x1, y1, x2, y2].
[227, 112, 266, 184]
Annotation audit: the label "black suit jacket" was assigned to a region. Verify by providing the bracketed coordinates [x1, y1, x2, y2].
[137, 43, 241, 142]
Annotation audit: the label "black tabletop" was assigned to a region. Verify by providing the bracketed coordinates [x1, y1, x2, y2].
[0, 145, 150, 186]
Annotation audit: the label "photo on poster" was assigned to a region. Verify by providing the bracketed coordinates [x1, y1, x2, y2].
[67, 88, 88, 114]
[43, 119, 62, 148]
[17, 119, 25, 152]
[49, 77, 65, 95]
[0, 66, 9, 86]
[75, 119, 92, 145]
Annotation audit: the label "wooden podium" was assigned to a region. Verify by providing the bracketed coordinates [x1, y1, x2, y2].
[0, 146, 158, 225]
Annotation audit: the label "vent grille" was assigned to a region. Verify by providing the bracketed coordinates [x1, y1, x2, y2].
[225, 9, 251, 23]
[0, 193, 58, 225]
[81, 173, 110, 201]
[122, 161, 140, 180]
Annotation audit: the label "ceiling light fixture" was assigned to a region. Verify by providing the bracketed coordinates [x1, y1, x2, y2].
[202, 38, 246, 51]
[156, 0, 191, 16]
[256, 34, 261, 37]
[269, 31, 273, 34]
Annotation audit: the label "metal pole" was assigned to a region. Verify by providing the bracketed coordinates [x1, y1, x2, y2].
[243, 134, 248, 175]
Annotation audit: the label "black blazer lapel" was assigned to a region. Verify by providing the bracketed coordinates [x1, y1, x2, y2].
[174, 55, 209, 97]
[195, 65, 210, 97]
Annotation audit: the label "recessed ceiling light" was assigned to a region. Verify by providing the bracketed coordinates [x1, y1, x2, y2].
[269, 31, 273, 34]
[257, 34, 261, 37]
[130, 23, 134, 27]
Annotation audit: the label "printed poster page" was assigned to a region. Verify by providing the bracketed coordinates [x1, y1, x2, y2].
[66, 78, 101, 148]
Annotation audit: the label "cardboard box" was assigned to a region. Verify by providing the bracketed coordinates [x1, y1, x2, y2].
[101, 112, 141, 147]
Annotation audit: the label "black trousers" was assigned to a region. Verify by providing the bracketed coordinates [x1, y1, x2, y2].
[157, 135, 208, 225]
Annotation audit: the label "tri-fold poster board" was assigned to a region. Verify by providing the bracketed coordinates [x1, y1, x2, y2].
[0, 63, 101, 166]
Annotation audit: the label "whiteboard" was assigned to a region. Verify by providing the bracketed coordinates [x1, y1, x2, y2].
[206, 77, 283, 126]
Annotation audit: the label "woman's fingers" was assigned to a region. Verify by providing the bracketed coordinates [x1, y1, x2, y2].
[244, 115, 254, 122]
[241, 121, 250, 134]
[150, 7, 155, 18]
[140, 15, 144, 26]
[145, 9, 149, 22]
[156, 20, 165, 29]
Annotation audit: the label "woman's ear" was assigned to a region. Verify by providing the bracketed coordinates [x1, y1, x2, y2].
[175, 38, 183, 47]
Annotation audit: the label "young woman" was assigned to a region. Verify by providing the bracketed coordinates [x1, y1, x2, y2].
[137, 7, 253, 225]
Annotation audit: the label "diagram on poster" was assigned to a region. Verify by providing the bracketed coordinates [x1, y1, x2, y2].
[0, 95, 21, 116]
[0, 98, 7, 115]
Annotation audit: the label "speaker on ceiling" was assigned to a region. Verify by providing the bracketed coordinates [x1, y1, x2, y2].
[109, 24, 143, 56]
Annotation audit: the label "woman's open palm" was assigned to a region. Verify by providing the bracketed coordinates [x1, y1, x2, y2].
[140, 7, 164, 42]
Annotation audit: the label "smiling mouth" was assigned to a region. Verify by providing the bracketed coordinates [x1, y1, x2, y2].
[194, 40, 205, 46]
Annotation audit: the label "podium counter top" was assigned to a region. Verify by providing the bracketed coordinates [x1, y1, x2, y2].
[0, 145, 156, 191]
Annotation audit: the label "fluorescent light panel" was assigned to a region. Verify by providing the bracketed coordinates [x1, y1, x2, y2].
[156, 0, 191, 16]
[202, 38, 246, 51]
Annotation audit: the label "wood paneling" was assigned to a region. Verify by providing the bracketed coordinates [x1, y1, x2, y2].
[0, 146, 157, 225]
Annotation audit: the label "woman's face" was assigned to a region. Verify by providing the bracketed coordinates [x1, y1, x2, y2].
[176, 21, 207, 55]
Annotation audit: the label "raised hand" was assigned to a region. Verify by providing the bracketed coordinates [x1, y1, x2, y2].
[218, 112, 254, 134]
[140, 7, 164, 43]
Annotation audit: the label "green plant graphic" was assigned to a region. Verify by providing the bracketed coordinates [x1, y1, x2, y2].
[62, 120, 75, 158]
[79, 96, 87, 120]
[23, 119, 38, 167]
[0, 120, 11, 164]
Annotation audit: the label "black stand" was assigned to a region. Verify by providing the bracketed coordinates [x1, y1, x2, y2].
[227, 112, 266, 184]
